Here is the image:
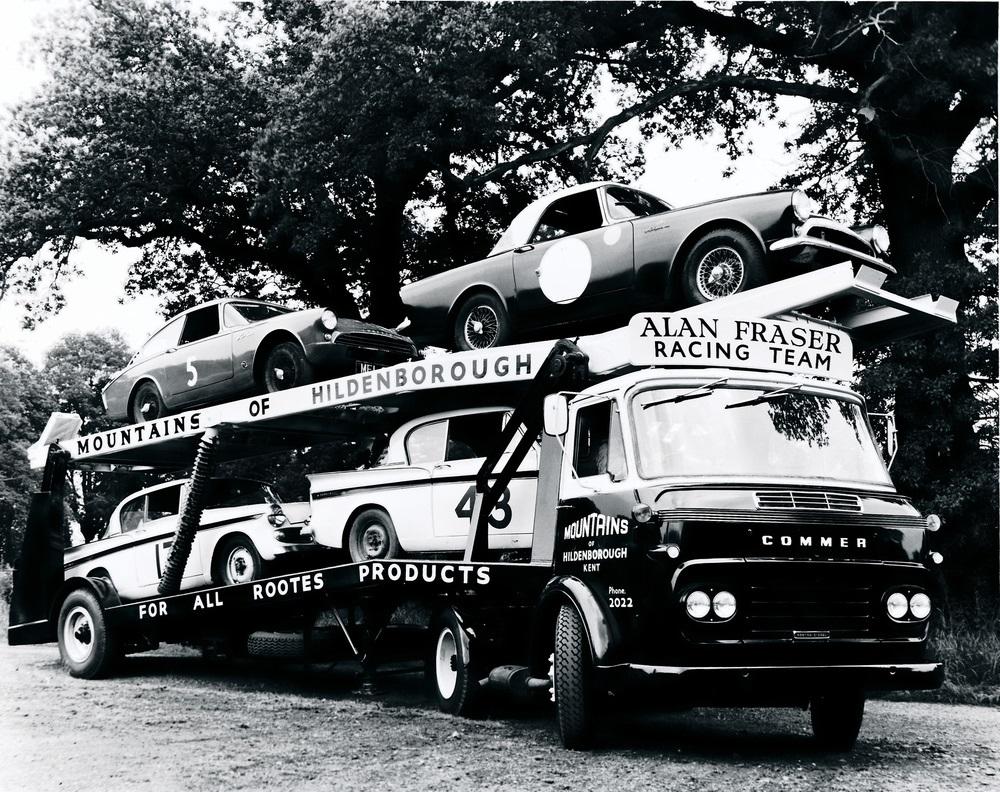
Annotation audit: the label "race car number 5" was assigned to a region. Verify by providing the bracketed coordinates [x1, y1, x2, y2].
[454, 485, 512, 529]
[186, 357, 198, 387]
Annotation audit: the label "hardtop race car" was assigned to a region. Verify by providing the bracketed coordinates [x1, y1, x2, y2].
[305, 406, 538, 561]
[102, 298, 418, 423]
[400, 181, 893, 350]
[64, 477, 314, 601]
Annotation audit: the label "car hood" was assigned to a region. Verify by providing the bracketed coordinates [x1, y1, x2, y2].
[670, 189, 794, 213]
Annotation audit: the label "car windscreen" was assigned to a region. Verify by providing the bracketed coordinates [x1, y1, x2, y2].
[206, 480, 279, 509]
[630, 387, 891, 486]
[224, 303, 290, 326]
[605, 186, 671, 220]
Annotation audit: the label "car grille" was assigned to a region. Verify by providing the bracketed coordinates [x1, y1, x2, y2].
[754, 491, 862, 512]
[746, 577, 874, 639]
[336, 332, 415, 357]
[804, 221, 872, 255]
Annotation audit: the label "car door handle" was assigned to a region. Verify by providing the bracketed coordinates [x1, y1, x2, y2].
[514, 245, 534, 254]
[166, 347, 178, 354]
[433, 463, 453, 471]
[534, 268, 542, 276]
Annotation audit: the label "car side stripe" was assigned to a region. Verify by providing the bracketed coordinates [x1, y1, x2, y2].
[311, 471, 538, 501]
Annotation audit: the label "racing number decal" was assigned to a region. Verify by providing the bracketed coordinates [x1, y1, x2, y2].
[454, 485, 512, 530]
[186, 357, 199, 387]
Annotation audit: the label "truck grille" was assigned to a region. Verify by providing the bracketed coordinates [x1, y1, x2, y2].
[336, 332, 416, 357]
[746, 578, 874, 639]
[755, 491, 862, 512]
[804, 221, 872, 255]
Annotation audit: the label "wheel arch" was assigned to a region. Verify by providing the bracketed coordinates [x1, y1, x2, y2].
[528, 576, 621, 677]
[447, 284, 509, 327]
[341, 503, 396, 551]
[252, 330, 308, 386]
[209, 531, 259, 583]
[667, 218, 766, 287]
[127, 377, 164, 419]
[50, 575, 122, 627]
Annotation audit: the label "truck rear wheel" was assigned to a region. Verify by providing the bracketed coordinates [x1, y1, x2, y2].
[553, 603, 595, 749]
[427, 608, 480, 716]
[810, 690, 865, 750]
[57, 588, 120, 679]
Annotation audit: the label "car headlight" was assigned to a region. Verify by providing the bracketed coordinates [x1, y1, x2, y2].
[791, 190, 816, 222]
[886, 591, 909, 620]
[925, 514, 941, 532]
[320, 310, 338, 331]
[685, 590, 711, 620]
[909, 593, 931, 620]
[871, 224, 890, 255]
[712, 590, 737, 620]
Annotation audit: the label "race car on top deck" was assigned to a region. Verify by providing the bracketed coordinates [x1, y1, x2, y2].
[102, 298, 418, 423]
[399, 182, 893, 351]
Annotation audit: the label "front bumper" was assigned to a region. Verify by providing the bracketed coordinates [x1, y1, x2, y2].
[770, 236, 896, 275]
[600, 661, 942, 705]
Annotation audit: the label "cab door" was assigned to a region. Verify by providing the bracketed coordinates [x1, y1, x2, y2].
[511, 188, 633, 327]
[161, 305, 235, 404]
[430, 412, 537, 550]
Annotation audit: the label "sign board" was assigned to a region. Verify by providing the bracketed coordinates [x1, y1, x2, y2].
[628, 315, 852, 380]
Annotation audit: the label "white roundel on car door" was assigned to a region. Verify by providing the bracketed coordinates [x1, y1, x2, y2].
[538, 237, 592, 304]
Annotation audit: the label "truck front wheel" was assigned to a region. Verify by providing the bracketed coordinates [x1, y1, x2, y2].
[57, 588, 120, 679]
[427, 609, 480, 716]
[810, 690, 865, 750]
[553, 603, 595, 749]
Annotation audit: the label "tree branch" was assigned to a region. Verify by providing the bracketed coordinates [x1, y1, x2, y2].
[954, 158, 998, 224]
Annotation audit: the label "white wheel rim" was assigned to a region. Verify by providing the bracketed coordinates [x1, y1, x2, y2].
[63, 605, 95, 664]
[361, 524, 388, 559]
[464, 305, 499, 349]
[435, 628, 459, 699]
[696, 246, 745, 300]
[226, 546, 255, 584]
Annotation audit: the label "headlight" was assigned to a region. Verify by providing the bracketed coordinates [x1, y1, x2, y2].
[925, 514, 941, 532]
[871, 224, 890, 255]
[712, 590, 737, 620]
[320, 310, 338, 331]
[909, 593, 931, 620]
[791, 190, 816, 222]
[886, 591, 909, 620]
[685, 590, 711, 620]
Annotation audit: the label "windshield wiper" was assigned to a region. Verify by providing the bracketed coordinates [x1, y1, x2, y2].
[724, 383, 804, 410]
[642, 378, 730, 409]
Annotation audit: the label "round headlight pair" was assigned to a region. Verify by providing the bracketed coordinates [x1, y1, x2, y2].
[685, 590, 736, 621]
[871, 224, 891, 255]
[320, 309, 338, 331]
[886, 591, 931, 621]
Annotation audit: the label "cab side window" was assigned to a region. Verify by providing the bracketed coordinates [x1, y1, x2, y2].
[119, 495, 145, 533]
[445, 411, 506, 461]
[605, 186, 670, 221]
[573, 400, 627, 480]
[147, 486, 182, 521]
[531, 190, 603, 244]
[179, 306, 220, 345]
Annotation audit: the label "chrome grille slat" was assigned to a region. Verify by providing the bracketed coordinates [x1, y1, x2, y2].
[755, 491, 862, 512]
[336, 333, 415, 355]
[655, 509, 922, 528]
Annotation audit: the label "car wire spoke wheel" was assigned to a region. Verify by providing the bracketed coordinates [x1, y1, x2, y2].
[226, 545, 256, 584]
[62, 605, 95, 664]
[463, 305, 500, 349]
[695, 246, 745, 300]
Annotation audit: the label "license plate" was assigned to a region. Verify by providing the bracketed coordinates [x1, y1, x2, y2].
[356, 362, 377, 373]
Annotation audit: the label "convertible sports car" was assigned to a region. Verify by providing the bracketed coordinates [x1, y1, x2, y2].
[305, 407, 538, 561]
[63, 478, 315, 602]
[102, 298, 418, 423]
[399, 182, 893, 350]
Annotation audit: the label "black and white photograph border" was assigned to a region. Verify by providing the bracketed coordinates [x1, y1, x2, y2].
[1, 1, 998, 790]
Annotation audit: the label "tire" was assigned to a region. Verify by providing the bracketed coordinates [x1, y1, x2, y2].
[57, 588, 120, 679]
[810, 690, 866, 750]
[213, 535, 264, 586]
[553, 603, 595, 749]
[679, 227, 766, 305]
[130, 381, 166, 423]
[347, 508, 400, 562]
[262, 341, 315, 392]
[452, 292, 511, 351]
[426, 609, 481, 716]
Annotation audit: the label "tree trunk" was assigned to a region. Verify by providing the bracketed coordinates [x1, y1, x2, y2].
[366, 185, 407, 325]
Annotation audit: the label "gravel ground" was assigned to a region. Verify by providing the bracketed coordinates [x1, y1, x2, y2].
[2, 642, 998, 792]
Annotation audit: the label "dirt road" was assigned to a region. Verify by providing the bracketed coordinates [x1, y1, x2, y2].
[2, 643, 998, 792]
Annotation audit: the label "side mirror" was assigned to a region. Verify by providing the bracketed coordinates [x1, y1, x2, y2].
[543, 394, 569, 436]
[869, 411, 898, 469]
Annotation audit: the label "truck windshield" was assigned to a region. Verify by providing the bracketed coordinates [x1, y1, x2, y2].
[631, 387, 891, 485]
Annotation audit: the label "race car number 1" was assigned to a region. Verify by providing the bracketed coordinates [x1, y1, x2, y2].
[454, 485, 512, 529]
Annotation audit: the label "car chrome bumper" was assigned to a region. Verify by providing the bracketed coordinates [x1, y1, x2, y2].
[770, 236, 897, 275]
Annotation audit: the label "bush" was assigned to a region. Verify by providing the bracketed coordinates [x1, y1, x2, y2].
[0, 564, 11, 645]
[925, 615, 1000, 706]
